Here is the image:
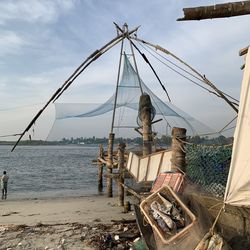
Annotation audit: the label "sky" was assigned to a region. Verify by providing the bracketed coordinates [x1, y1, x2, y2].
[0, 0, 249, 141]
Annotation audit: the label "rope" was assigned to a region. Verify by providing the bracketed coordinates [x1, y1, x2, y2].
[137, 41, 222, 98]
[176, 136, 233, 148]
[172, 136, 187, 153]
[210, 204, 225, 235]
[208, 202, 224, 211]
[221, 125, 236, 133]
[0, 133, 22, 138]
[129, 39, 171, 102]
[139, 42, 217, 93]
[137, 40, 239, 104]
[141, 42, 205, 82]
[218, 115, 237, 134]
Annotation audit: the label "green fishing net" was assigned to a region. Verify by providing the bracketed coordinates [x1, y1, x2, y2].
[186, 144, 232, 197]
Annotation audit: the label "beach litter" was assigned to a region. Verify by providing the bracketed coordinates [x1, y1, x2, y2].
[0, 219, 140, 249]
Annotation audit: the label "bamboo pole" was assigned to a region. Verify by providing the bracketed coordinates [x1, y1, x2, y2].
[98, 144, 104, 192]
[129, 40, 143, 94]
[171, 127, 186, 173]
[118, 142, 126, 207]
[107, 133, 115, 197]
[239, 46, 249, 56]
[177, 1, 250, 21]
[111, 40, 124, 133]
[11, 25, 139, 152]
[114, 23, 171, 102]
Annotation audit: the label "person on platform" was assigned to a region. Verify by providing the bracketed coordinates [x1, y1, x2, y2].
[1, 171, 9, 200]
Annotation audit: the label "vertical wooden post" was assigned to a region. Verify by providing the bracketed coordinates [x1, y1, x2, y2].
[98, 144, 104, 192]
[118, 142, 126, 207]
[171, 127, 187, 172]
[107, 133, 115, 197]
[139, 94, 153, 156]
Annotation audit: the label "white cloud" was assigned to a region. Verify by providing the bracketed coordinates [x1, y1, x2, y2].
[0, 0, 77, 25]
[0, 31, 27, 56]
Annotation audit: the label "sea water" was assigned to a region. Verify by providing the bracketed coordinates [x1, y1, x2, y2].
[0, 145, 103, 199]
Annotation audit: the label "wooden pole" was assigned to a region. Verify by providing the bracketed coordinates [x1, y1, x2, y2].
[11, 25, 140, 152]
[107, 133, 115, 197]
[239, 46, 249, 56]
[171, 127, 186, 173]
[177, 1, 250, 21]
[98, 144, 104, 192]
[139, 94, 153, 156]
[118, 142, 126, 206]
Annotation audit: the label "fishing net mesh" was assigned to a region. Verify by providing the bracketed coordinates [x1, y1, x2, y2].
[186, 143, 232, 197]
[50, 54, 217, 140]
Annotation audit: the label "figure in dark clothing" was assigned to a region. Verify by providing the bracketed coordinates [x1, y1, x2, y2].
[1, 171, 9, 200]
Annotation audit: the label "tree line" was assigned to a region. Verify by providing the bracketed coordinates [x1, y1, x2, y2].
[0, 135, 233, 146]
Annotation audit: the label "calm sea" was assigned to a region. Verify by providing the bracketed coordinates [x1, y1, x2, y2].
[0, 145, 105, 200]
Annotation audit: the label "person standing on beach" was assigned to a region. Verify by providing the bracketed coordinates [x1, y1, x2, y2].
[1, 171, 9, 200]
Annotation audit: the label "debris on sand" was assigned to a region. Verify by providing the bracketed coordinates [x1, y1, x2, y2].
[0, 220, 140, 250]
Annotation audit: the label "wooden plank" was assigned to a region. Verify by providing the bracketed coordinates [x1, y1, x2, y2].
[178, 1, 250, 21]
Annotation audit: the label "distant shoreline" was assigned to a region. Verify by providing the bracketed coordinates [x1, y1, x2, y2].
[0, 141, 105, 146]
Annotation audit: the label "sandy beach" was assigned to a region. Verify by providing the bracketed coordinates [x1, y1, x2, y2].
[0, 196, 138, 250]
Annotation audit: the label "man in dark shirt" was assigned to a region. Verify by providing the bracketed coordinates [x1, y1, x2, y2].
[1, 171, 9, 200]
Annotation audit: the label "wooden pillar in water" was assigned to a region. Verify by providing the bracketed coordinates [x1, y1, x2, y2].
[118, 142, 126, 206]
[139, 94, 153, 156]
[171, 127, 187, 172]
[98, 144, 104, 192]
[107, 133, 115, 197]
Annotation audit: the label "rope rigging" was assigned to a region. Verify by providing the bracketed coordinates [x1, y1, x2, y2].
[131, 36, 239, 113]
[11, 26, 139, 151]
[0, 133, 22, 138]
[11, 23, 238, 150]
[129, 40, 172, 102]
[137, 39, 239, 104]
[136, 41, 219, 97]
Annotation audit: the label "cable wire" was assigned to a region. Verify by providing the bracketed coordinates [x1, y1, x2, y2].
[139, 41, 239, 103]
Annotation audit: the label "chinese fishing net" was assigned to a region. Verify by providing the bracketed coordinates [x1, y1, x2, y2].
[47, 54, 217, 140]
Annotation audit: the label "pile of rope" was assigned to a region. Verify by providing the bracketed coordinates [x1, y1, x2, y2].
[186, 144, 232, 197]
